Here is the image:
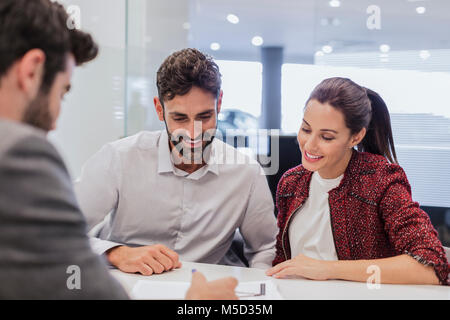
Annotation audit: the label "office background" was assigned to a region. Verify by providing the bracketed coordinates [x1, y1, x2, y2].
[49, 0, 450, 246]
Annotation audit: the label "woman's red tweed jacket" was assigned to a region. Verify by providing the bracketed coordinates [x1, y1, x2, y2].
[273, 150, 450, 285]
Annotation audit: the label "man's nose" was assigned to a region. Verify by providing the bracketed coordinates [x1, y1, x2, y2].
[188, 120, 203, 140]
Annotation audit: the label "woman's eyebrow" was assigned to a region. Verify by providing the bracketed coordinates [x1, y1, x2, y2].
[321, 128, 338, 134]
[302, 119, 338, 134]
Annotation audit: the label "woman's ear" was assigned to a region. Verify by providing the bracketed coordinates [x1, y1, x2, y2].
[350, 127, 366, 148]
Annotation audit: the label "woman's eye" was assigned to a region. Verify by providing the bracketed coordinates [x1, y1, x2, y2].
[301, 128, 311, 133]
[322, 136, 334, 141]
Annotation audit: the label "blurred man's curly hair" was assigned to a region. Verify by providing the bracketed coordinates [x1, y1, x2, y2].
[0, 0, 98, 92]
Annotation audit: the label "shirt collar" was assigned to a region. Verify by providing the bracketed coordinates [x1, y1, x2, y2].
[157, 130, 219, 177]
[157, 130, 174, 174]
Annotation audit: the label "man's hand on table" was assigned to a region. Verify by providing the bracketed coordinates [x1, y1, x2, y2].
[186, 271, 238, 300]
[107, 244, 182, 275]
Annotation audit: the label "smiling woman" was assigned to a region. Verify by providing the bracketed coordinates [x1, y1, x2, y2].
[268, 77, 450, 286]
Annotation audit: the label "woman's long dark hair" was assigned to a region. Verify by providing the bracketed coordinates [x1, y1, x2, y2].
[307, 77, 398, 164]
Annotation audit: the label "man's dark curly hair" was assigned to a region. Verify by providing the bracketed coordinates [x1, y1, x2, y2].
[157, 48, 221, 103]
[0, 0, 98, 92]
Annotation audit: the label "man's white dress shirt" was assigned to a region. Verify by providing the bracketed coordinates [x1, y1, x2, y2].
[74, 130, 277, 269]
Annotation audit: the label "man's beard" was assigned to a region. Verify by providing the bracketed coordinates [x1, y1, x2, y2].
[167, 126, 216, 165]
[22, 91, 52, 132]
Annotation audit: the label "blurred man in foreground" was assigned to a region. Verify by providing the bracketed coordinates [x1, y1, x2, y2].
[0, 0, 237, 299]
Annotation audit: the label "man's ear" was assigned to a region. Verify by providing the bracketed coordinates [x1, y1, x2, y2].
[153, 97, 165, 121]
[17, 49, 46, 100]
[216, 90, 223, 114]
[350, 127, 367, 148]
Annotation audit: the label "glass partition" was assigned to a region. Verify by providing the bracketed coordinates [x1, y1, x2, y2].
[50, 0, 450, 244]
[49, 0, 127, 178]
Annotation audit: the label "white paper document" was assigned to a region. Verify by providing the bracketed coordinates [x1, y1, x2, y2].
[130, 280, 283, 300]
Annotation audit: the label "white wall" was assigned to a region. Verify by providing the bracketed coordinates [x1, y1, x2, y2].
[48, 0, 126, 178]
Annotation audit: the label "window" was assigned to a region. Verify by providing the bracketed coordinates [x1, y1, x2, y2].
[282, 55, 450, 207]
[215, 60, 263, 118]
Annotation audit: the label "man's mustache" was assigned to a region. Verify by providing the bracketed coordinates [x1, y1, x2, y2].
[169, 129, 216, 146]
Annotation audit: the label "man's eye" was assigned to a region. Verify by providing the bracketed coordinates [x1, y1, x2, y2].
[174, 118, 187, 122]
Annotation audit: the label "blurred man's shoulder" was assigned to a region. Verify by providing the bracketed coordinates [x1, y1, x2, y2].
[0, 119, 47, 156]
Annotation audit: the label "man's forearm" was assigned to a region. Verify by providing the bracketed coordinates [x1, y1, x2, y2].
[328, 254, 440, 285]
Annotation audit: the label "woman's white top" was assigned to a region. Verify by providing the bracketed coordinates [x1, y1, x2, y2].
[288, 171, 343, 261]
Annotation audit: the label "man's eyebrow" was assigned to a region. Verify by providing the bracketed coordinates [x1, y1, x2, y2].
[302, 119, 338, 134]
[169, 109, 215, 117]
[196, 109, 215, 116]
[169, 112, 188, 117]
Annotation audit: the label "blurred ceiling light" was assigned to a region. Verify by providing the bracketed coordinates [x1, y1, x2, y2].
[210, 42, 221, 51]
[419, 50, 431, 60]
[315, 51, 325, 57]
[379, 44, 390, 53]
[182, 22, 191, 30]
[416, 6, 426, 14]
[251, 36, 264, 46]
[227, 14, 240, 24]
[322, 45, 333, 54]
[329, 0, 341, 8]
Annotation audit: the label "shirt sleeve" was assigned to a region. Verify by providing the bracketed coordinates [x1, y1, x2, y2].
[74, 143, 120, 232]
[380, 164, 450, 285]
[239, 165, 278, 269]
[88, 238, 123, 259]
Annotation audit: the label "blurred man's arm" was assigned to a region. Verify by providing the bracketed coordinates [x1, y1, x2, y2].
[186, 271, 238, 300]
[0, 135, 128, 299]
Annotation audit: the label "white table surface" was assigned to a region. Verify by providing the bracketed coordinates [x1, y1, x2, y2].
[109, 261, 450, 300]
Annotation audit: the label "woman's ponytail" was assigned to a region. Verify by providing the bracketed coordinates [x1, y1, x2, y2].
[359, 89, 398, 164]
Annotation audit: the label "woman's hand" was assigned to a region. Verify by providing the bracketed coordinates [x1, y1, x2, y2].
[266, 254, 333, 280]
